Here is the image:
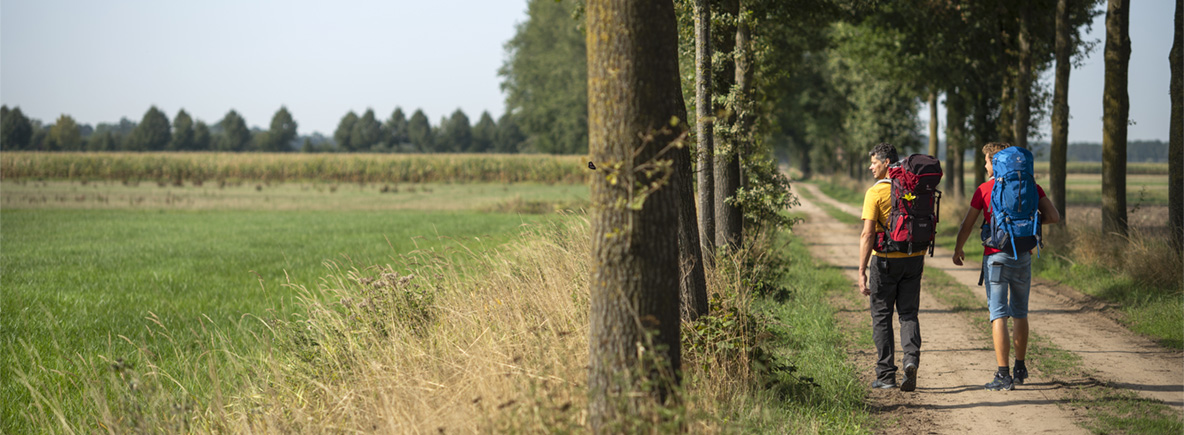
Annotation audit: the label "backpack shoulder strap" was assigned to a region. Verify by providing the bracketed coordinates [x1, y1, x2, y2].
[873, 178, 892, 233]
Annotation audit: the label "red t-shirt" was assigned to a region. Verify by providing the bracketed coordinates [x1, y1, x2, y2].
[970, 179, 1046, 255]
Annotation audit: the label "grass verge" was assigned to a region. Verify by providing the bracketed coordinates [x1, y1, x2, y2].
[709, 231, 872, 433]
[1034, 226, 1183, 349]
[812, 176, 866, 207]
[795, 186, 863, 227]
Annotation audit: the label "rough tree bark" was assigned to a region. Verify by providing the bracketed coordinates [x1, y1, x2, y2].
[694, 0, 715, 258]
[1051, 0, 1071, 224]
[1170, 0, 1183, 250]
[585, 0, 685, 429]
[715, 0, 745, 252]
[674, 117, 709, 321]
[1102, 0, 1130, 236]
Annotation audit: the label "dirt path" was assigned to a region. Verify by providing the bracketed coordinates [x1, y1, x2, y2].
[792, 182, 1184, 433]
[798, 182, 1184, 414]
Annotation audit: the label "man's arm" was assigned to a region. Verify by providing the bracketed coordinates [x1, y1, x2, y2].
[952, 206, 982, 266]
[859, 219, 876, 296]
[1038, 196, 1061, 224]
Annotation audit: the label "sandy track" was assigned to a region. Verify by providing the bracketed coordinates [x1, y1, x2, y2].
[792, 182, 1184, 433]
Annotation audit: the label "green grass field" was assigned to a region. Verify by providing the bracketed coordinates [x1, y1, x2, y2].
[0, 179, 587, 433]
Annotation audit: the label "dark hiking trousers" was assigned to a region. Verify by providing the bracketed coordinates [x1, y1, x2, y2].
[869, 254, 924, 383]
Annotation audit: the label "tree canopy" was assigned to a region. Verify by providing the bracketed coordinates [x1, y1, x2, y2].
[170, 109, 195, 151]
[1, 106, 34, 150]
[437, 109, 472, 153]
[217, 110, 250, 152]
[499, 0, 588, 154]
[263, 106, 298, 152]
[407, 109, 433, 152]
[129, 106, 172, 151]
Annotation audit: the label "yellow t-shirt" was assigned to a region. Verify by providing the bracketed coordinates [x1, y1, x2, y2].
[862, 181, 926, 258]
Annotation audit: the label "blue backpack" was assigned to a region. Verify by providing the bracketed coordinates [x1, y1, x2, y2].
[981, 146, 1041, 258]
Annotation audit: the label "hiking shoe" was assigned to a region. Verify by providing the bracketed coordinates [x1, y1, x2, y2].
[1013, 366, 1028, 386]
[900, 363, 918, 392]
[871, 379, 897, 389]
[985, 372, 1014, 391]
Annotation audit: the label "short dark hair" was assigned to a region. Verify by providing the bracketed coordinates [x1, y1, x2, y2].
[868, 143, 898, 164]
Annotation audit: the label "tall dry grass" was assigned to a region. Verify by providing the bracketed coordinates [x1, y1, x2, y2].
[234, 217, 591, 433]
[16, 215, 776, 433]
[1044, 224, 1184, 292]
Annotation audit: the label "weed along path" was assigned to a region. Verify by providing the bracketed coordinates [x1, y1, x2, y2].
[793, 181, 1184, 430]
[792, 183, 1086, 434]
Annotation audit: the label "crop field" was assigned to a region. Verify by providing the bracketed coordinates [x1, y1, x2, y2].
[0, 153, 590, 433]
[1032, 161, 1170, 175]
[2, 180, 589, 212]
[0, 152, 588, 184]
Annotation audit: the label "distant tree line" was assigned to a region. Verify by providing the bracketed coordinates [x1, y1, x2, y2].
[329, 108, 524, 154]
[1029, 140, 1171, 162]
[0, 104, 527, 154]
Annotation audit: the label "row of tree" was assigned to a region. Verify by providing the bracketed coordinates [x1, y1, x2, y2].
[576, 0, 1182, 429]
[1, 106, 294, 153]
[0, 105, 529, 154]
[584, 0, 819, 428]
[330, 108, 524, 153]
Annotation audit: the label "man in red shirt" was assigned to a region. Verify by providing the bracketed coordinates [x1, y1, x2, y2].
[952, 142, 1061, 391]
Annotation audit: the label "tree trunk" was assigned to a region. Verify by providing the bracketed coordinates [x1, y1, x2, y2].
[973, 93, 989, 187]
[956, 140, 966, 197]
[675, 136, 709, 322]
[799, 148, 812, 179]
[694, 0, 715, 258]
[929, 91, 939, 157]
[998, 82, 1015, 144]
[944, 89, 963, 199]
[715, 0, 745, 252]
[1102, 0, 1130, 236]
[585, 0, 684, 429]
[1051, 0, 1071, 224]
[1170, 0, 1183, 250]
[1013, 3, 1032, 149]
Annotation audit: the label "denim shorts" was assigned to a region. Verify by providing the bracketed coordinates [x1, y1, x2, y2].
[984, 251, 1032, 322]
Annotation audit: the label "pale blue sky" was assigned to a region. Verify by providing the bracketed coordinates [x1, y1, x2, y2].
[1, 1, 1177, 142]
[1, 0, 528, 135]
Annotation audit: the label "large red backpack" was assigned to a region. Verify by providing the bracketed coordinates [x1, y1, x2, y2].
[875, 154, 943, 256]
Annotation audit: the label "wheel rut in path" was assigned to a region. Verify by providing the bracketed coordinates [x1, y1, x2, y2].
[794, 182, 1184, 427]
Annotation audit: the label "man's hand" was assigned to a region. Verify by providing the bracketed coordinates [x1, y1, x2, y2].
[859, 269, 871, 296]
[953, 207, 982, 267]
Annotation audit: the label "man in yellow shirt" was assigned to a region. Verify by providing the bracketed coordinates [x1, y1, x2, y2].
[859, 142, 925, 392]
